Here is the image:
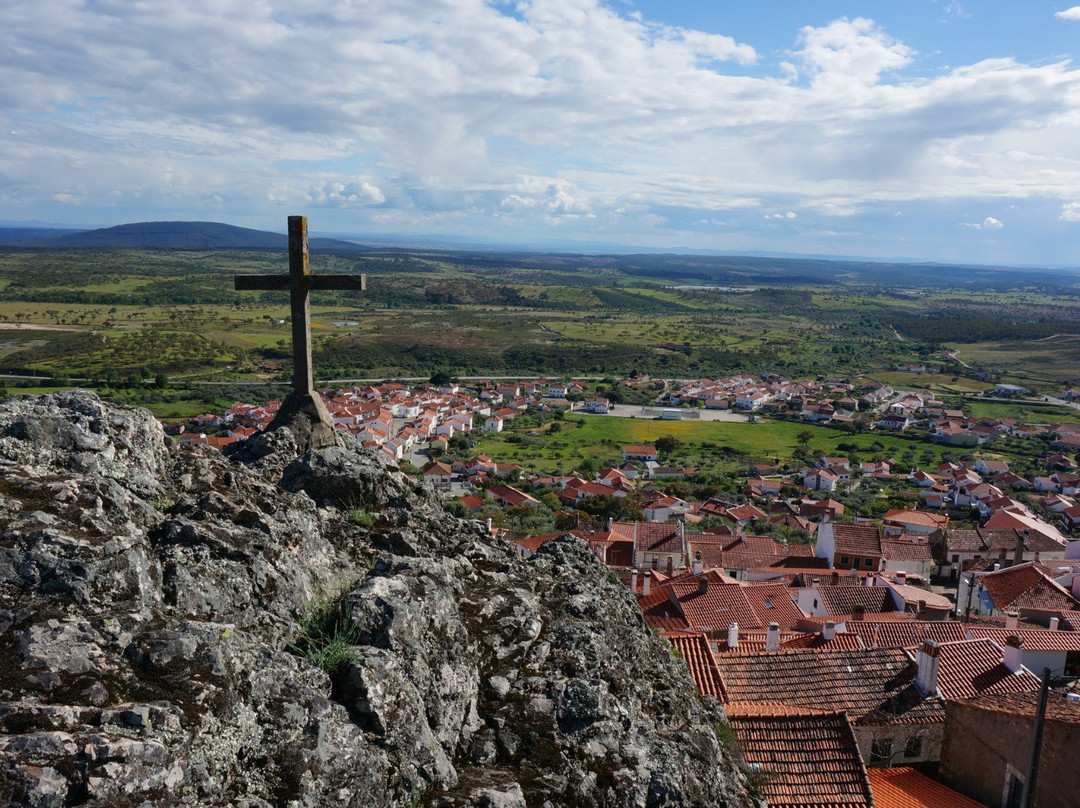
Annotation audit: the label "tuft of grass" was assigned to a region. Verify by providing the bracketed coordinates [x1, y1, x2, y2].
[347, 508, 374, 527]
[287, 598, 363, 674]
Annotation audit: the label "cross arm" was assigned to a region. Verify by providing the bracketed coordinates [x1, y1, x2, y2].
[234, 274, 368, 291]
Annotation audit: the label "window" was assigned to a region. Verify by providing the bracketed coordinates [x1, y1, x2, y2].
[951, 554, 960, 563]
[870, 738, 893, 764]
[904, 736, 922, 758]
[840, 556, 850, 565]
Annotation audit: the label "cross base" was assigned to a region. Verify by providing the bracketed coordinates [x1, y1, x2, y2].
[264, 390, 338, 453]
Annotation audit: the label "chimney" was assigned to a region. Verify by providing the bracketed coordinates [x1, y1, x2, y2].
[728, 622, 739, 649]
[895, 570, 907, 585]
[631, 569, 639, 594]
[607, 517, 614, 530]
[698, 576, 709, 596]
[766, 623, 780, 652]
[852, 605, 866, 621]
[1050, 617, 1061, 631]
[849, 566, 858, 577]
[643, 570, 652, 597]
[993, 562, 1002, 572]
[1014, 531, 1027, 567]
[822, 620, 836, 641]
[1003, 634, 1024, 673]
[1006, 611, 1019, 630]
[831, 571, 839, 585]
[916, 640, 942, 696]
[693, 551, 703, 576]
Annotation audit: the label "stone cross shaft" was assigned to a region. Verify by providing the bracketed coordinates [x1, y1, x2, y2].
[234, 215, 366, 450]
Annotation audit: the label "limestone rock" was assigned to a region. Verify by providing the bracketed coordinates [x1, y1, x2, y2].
[0, 392, 759, 807]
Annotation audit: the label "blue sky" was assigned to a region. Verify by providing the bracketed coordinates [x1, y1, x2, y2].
[3, 1, 1080, 265]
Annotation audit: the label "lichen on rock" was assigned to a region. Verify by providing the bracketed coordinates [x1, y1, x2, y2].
[0, 391, 759, 807]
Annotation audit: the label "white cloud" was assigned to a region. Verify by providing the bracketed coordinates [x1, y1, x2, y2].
[308, 179, 385, 207]
[1060, 202, 1080, 221]
[1055, 7, 1080, 21]
[962, 216, 1004, 230]
[0, 2, 1080, 260]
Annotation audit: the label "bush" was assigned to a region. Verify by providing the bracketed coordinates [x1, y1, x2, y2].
[347, 508, 374, 528]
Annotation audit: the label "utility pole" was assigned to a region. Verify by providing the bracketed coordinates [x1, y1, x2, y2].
[1021, 667, 1051, 808]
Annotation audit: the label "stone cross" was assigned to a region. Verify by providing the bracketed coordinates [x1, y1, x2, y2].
[234, 215, 366, 450]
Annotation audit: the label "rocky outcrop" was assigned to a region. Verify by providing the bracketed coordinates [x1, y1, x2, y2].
[0, 392, 758, 807]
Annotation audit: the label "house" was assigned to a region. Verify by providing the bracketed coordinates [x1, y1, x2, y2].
[613, 521, 686, 573]
[941, 692, 1080, 808]
[419, 460, 453, 487]
[622, 444, 658, 463]
[639, 574, 805, 634]
[882, 509, 949, 536]
[487, 484, 541, 508]
[712, 646, 945, 767]
[803, 468, 839, 492]
[583, 398, 610, 414]
[816, 520, 883, 572]
[880, 535, 934, 578]
[482, 416, 504, 432]
[959, 561, 1080, 618]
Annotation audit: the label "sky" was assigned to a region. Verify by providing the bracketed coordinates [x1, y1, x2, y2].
[3, 1, 1080, 265]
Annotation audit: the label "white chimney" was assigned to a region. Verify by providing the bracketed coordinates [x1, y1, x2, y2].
[766, 622, 780, 652]
[607, 517, 614, 530]
[895, 571, 907, 585]
[728, 622, 739, 649]
[849, 566, 858, 577]
[1006, 612, 1019, 630]
[1003, 635, 1024, 674]
[916, 640, 941, 696]
[643, 570, 652, 597]
[822, 621, 836, 641]
[631, 569, 639, 594]
[993, 562, 1001, 572]
[693, 551, 703, 576]
[1050, 617, 1060, 631]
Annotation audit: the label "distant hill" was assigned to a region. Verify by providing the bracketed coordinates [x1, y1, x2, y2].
[0, 221, 364, 251]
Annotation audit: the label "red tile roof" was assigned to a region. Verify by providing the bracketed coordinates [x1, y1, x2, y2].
[954, 691, 1080, 724]
[833, 523, 883, 556]
[665, 632, 725, 699]
[727, 704, 874, 808]
[713, 647, 944, 726]
[867, 767, 986, 808]
[816, 585, 897, 618]
[845, 620, 967, 650]
[965, 626, 1080, 652]
[979, 562, 1080, 613]
[929, 638, 1042, 700]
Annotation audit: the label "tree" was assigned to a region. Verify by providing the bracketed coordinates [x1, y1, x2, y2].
[655, 435, 679, 456]
[796, 429, 814, 447]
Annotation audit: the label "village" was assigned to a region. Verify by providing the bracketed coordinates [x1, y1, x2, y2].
[173, 372, 1080, 807]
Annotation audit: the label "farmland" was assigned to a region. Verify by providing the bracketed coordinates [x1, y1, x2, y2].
[0, 242, 1077, 398]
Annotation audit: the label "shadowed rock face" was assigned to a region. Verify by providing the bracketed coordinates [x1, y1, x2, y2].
[0, 392, 759, 808]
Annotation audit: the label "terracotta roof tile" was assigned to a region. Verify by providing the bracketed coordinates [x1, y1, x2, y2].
[714, 647, 944, 726]
[965, 626, 1080, 652]
[979, 562, 1080, 613]
[665, 632, 725, 699]
[833, 523, 883, 556]
[867, 766, 986, 808]
[930, 638, 1042, 700]
[845, 620, 967, 650]
[727, 705, 874, 808]
[817, 585, 897, 618]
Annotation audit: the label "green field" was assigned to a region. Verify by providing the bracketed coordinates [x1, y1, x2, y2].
[466, 413, 958, 475]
